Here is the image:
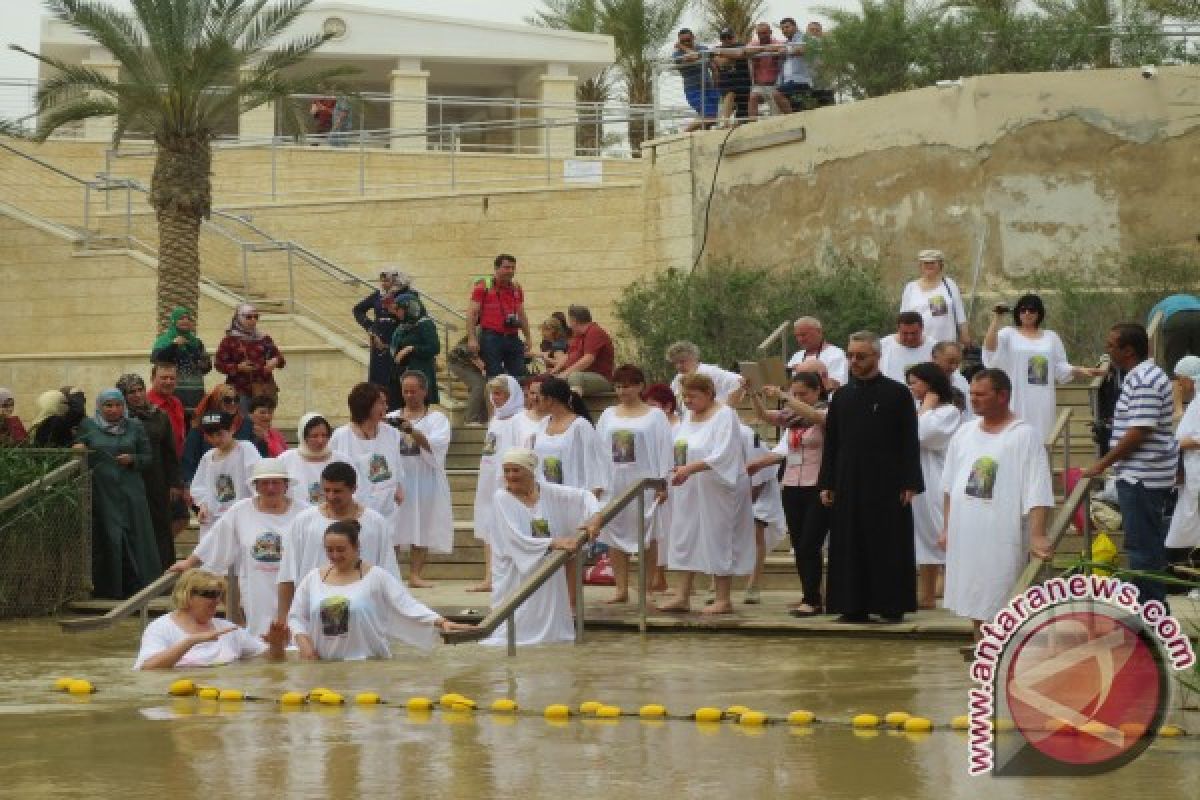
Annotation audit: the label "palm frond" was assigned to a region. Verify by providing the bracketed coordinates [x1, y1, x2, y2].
[31, 97, 121, 142]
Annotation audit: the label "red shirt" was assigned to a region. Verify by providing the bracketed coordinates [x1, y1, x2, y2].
[471, 280, 525, 334]
[565, 323, 614, 380]
[147, 389, 185, 454]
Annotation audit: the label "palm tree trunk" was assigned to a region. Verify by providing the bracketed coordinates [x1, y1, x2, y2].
[150, 137, 212, 328]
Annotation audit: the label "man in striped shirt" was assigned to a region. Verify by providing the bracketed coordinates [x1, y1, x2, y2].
[1083, 323, 1178, 604]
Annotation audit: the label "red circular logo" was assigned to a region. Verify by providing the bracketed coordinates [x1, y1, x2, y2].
[1004, 608, 1165, 768]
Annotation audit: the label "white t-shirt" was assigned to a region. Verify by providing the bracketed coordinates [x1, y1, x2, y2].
[288, 566, 440, 660]
[190, 441, 261, 534]
[670, 364, 743, 409]
[133, 613, 266, 670]
[982, 327, 1074, 443]
[277, 448, 357, 508]
[277, 505, 400, 586]
[951, 370, 974, 421]
[880, 334, 939, 384]
[900, 277, 966, 344]
[192, 497, 302, 637]
[531, 416, 608, 495]
[389, 410, 455, 552]
[786, 342, 849, 387]
[595, 406, 674, 553]
[330, 424, 406, 518]
[941, 419, 1054, 621]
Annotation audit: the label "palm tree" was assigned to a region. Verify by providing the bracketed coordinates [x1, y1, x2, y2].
[11, 0, 355, 326]
[697, 0, 768, 41]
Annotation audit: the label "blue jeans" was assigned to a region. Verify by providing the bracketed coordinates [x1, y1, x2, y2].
[1116, 479, 1173, 606]
[480, 329, 526, 379]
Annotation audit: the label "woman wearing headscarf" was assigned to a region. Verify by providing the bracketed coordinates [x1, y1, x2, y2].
[150, 306, 212, 413]
[116, 374, 181, 570]
[278, 413, 355, 507]
[27, 390, 67, 446]
[214, 303, 286, 414]
[389, 293, 440, 406]
[0, 388, 27, 446]
[73, 389, 162, 599]
[1167, 356, 1200, 552]
[30, 387, 86, 447]
[353, 269, 406, 409]
[470, 375, 525, 592]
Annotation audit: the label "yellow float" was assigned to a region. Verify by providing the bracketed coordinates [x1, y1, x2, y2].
[739, 711, 767, 726]
[167, 679, 196, 697]
[596, 705, 622, 718]
[279, 692, 307, 706]
[355, 692, 382, 705]
[851, 714, 880, 729]
[406, 697, 434, 712]
[197, 687, 220, 700]
[787, 710, 816, 725]
[543, 704, 570, 720]
[903, 717, 933, 733]
[54, 677, 75, 692]
[694, 707, 723, 723]
[639, 704, 667, 718]
[66, 679, 95, 695]
[884, 711, 911, 728]
[950, 715, 969, 730]
[319, 692, 344, 705]
[578, 700, 602, 715]
[491, 698, 518, 713]
[217, 689, 244, 702]
[1159, 724, 1186, 737]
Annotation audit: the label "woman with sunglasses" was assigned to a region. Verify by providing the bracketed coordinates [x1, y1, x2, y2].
[135, 568, 287, 669]
[180, 385, 261, 488]
[215, 304, 286, 415]
[983, 293, 1105, 443]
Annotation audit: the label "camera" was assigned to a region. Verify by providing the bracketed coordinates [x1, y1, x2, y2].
[993, 303, 1011, 314]
[1141, 65, 1157, 79]
[504, 313, 520, 328]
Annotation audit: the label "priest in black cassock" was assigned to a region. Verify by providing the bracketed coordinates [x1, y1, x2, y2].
[818, 331, 924, 623]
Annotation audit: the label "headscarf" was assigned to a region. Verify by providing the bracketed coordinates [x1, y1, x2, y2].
[153, 306, 199, 351]
[501, 447, 538, 475]
[192, 385, 244, 430]
[393, 292, 427, 335]
[116, 374, 154, 419]
[226, 303, 263, 341]
[94, 388, 129, 436]
[297, 413, 332, 458]
[31, 390, 67, 430]
[0, 388, 12, 406]
[491, 375, 524, 420]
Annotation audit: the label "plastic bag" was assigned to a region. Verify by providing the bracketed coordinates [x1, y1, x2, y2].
[1090, 532, 1119, 576]
[583, 552, 615, 586]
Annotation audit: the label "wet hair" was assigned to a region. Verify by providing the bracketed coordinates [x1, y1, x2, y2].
[325, 518, 361, 549]
[540, 376, 593, 424]
[791, 370, 827, 401]
[494, 253, 516, 269]
[347, 382, 384, 424]
[303, 415, 332, 439]
[1111, 322, 1149, 361]
[972, 367, 1013, 395]
[321, 460, 357, 489]
[642, 383, 677, 414]
[248, 394, 277, 413]
[172, 568, 226, 610]
[611, 364, 646, 387]
[680, 372, 716, 396]
[1012, 293, 1047, 327]
[896, 311, 924, 328]
[905, 362, 954, 405]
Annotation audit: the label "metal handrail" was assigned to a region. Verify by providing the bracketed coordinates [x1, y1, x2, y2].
[1148, 310, 1164, 365]
[1044, 407, 1073, 484]
[442, 477, 667, 654]
[59, 572, 178, 633]
[0, 454, 84, 514]
[757, 319, 791, 366]
[1010, 473, 1097, 596]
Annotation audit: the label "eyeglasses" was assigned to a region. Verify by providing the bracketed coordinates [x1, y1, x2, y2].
[192, 588, 223, 599]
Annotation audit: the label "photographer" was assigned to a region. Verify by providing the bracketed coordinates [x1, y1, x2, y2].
[467, 254, 533, 379]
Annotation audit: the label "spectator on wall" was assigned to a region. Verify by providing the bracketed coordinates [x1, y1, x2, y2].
[548, 305, 615, 396]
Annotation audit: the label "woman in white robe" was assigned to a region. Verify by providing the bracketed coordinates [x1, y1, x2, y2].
[531, 377, 607, 497]
[657, 373, 752, 615]
[740, 423, 787, 604]
[1167, 357, 1200, 550]
[643, 383, 682, 585]
[278, 413, 355, 507]
[387, 370, 454, 587]
[470, 375, 525, 592]
[483, 448, 602, 647]
[905, 362, 963, 609]
[595, 365, 673, 603]
[288, 519, 471, 660]
[329, 382, 406, 519]
[171, 459, 301, 637]
[666, 340, 745, 412]
[512, 375, 548, 449]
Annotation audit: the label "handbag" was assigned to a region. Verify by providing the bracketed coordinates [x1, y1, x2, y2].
[240, 341, 279, 401]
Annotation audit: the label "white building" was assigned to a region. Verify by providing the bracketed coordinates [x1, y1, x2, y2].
[37, 2, 616, 154]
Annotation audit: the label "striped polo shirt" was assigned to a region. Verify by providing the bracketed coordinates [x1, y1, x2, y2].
[1110, 359, 1178, 488]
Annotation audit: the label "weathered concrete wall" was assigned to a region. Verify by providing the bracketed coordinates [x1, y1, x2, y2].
[642, 65, 1200, 293]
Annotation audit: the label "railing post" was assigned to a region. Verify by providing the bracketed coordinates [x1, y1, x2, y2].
[271, 137, 278, 201]
[1081, 480, 1093, 577]
[506, 609, 516, 657]
[125, 182, 132, 241]
[287, 246, 296, 313]
[358, 130, 366, 196]
[241, 245, 250, 295]
[575, 547, 585, 644]
[82, 182, 92, 246]
[637, 489, 647, 635]
[1064, 416, 1072, 489]
[450, 125, 459, 191]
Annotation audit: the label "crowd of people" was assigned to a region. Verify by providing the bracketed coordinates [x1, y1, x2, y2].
[5, 244, 1198, 667]
[672, 19, 835, 132]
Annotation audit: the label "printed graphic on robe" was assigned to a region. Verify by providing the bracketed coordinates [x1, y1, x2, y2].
[1027, 355, 1050, 386]
[543, 456, 563, 485]
[612, 430, 637, 464]
[481, 432, 497, 456]
[367, 454, 391, 483]
[215, 473, 236, 503]
[674, 439, 689, 468]
[252, 531, 283, 563]
[397, 432, 421, 457]
[929, 294, 948, 317]
[965, 457, 999, 500]
[530, 518, 551, 539]
[307, 481, 322, 504]
[320, 595, 350, 636]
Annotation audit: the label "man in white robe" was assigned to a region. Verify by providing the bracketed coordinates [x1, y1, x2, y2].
[483, 448, 602, 647]
[941, 368, 1054, 637]
[880, 311, 938, 384]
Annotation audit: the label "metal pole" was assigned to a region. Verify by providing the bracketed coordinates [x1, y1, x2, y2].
[358, 131, 366, 196]
[637, 489, 647, 635]
[103, 149, 112, 211]
[286, 246, 296, 313]
[270, 136, 278, 201]
[545, 128, 552, 186]
[1064, 417, 1072, 485]
[1081, 482, 1093, 576]
[82, 183, 91, 245]
[575, 549, 585, 644]
[450, 125, 459, 191]
[125, 183, 132, 241]
[506, 610, 516, 657]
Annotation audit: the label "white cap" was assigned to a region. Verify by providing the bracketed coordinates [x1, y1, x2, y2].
[1174, 355, 1200, 379]
[251, 458, 290, 482]
[501, 447, 538, 474]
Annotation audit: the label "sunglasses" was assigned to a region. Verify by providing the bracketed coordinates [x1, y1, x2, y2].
[192, 588, 223, 599]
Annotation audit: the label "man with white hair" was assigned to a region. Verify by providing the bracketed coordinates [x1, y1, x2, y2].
[482, 448, 603, 647]
[786, 316, 848, 388]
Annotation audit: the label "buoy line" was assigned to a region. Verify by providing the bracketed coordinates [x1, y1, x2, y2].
[48, 678, 1193, 739]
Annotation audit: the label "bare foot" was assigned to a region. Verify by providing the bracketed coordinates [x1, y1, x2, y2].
[466, 582, 492, 593]
[656, 598, 691, 613]
[408, 576, 436, 588]
[605, 593, 629, 604]
[700, 601, 734, 615]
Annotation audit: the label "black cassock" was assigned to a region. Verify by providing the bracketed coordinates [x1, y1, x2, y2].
[817, 372, 924, 617]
